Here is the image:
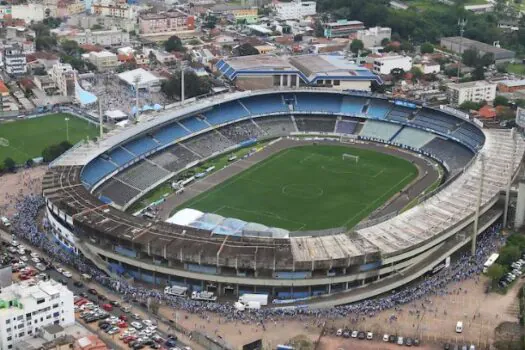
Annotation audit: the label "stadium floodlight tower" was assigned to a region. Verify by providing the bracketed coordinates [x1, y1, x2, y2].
[471, 152, 485, 256]
[98, 96, 103, 139]
[133, 74, 141, 119]
[457, 18, 467, 81]
[503, 128, 517, 228]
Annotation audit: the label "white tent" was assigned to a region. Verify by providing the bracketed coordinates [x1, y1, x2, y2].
[117, 68, 163, 90]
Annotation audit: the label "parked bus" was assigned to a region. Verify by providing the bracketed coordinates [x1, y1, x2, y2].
[483, 253, 499, 273]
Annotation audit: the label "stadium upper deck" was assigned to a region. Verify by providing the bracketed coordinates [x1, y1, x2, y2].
[42, 90, 524, 282]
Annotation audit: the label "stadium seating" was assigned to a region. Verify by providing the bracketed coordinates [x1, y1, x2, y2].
[366, 99, 391, 119]
[116, 160, 171, 191]
[203, 101, 250, 126]
[387, 106, 414, 123]
[294, 93, 342, 113]
[95, 178, 141, 206]
[179, 116, 209, 133]
[187, 264, 217, 275]
[241, 95, 289, 115]
[123, 137, 158, 156]
[340, 96, 366, 116]
[108, 147, 135, 166]
[252, 116, 296, 136]
[452, 123, 484, 150]
[359, 120, 402, 141]
[421, 137, 474, 173]
[182, 131, 234, 158]
[152, 123, 190, 145]
[335, 118, 358, 134]
[392, 127, 435, 149]
[148, 144, 200, 173]
[81, 158, 117, 186]
[274, 271, 312, 279]
[411, 110, 457, 134]
[218, 119, 266, 144]
[295, 116, 336, 133]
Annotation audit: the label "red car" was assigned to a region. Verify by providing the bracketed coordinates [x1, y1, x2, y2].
[119, 314, 127, 321]
[123, 336, 136, 344]
[19, 274, 31, 280]
[75, 299, 88, 306]
[101, 304, 113, 312]
[117, 321, 128, 328]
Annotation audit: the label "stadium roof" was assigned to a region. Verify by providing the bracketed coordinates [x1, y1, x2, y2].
[216, 54, 382, 84]
[118, 68, 162, 89]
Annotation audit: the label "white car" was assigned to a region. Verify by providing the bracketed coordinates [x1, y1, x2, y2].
[11, 240, 19, 247]
[142, 319, 153, 327]
[35, 263, 46, 271]
[56, 267, 64, 273]
[383, 334, 389, 342]
[366, 332, 373, 340]
[20, 256, 28, 262]
[17, 249, 26, 255]
[31, 257, 40, 264]
[397, 336, 404, 345]
[30, 253, 39, 259]
[131, 321, 143, 330]
[351, 330, 358, 338]
[62, 270, 72, 278]
[336, 329, 343, 336]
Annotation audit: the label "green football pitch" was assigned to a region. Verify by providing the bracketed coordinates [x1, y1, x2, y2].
[178, 145, 418, 231]
[0, 113, 99, 164]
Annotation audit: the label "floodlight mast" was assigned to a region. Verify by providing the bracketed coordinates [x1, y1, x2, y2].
[471, 152, 484, 256]
[503, 128, 517, 228]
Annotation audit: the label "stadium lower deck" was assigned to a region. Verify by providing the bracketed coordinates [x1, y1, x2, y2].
[41, 89, 525, 305]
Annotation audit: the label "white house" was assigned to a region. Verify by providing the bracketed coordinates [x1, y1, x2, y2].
[372, 55, 412, 75]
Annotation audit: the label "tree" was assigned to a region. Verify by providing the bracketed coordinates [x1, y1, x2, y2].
[61, 40, 82, 56]
[471, 65, 485, 81]
[3, 157, 15, 172]
[350, 39, 364, 54]
[516, 99, 525, 108]
[486, 263, 506, 282]
[390, 68, 405, 82]
[410, 67, 423, 81]
[420, 42, 434, 54]
[203, 15, 217, 29]
[233, 43, 259, 56]
[462, 48, 480, 67]
[493, 95, 509, 107]
[41, 141, 72, 163]
[499, 245, 521, 266]
[42, 17, 62, 28]
[164, 35, 184, 52]
[314, 19, 324, 38]
[459, 101, 484, 111]
[380, 37, 390, 46]
[91, 24, 103, 30]
[161, 70, 211, 100]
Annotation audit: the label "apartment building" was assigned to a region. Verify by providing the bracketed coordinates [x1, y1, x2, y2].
[88, 51, 119, 70]
[3, 45, 27, 75]
[138, 11, 195, 34]
[0, 280, 74, 350]
[356, 26, 392, 48]
[447, 80, 497, 105]
[50, 63, 76, 96]
[274, 0, 316, 20]
[55, 27, 130, 46]
[372, 55, 412, 75]
[323, 20, 365, 38]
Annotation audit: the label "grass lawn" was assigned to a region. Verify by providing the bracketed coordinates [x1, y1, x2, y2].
[0, 113, 99, 164]
[177, 145, 418, 231]
[506, 63, 525, 75]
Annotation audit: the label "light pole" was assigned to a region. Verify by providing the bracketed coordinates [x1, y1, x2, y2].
[457, 19, 467, 82]
[65, 117, 70, 142]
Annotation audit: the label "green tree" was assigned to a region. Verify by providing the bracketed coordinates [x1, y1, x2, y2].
[314, 19, 324, 37]
[462, 48, 479, 67]
[420, 42, 434, 54]
[233, 43, 259, 56]
[164, 35, 184, 52]
[380, 37, 390, 46]
[471, 65, 485, 81]
[42, 17, 62, 28]
[350, 39, 364, 54]
[516, 99, 525, 108]
[3, 157, 15, 172]
[499, 245, 521, 266]
[61, 40, 82, 56]
[486, 263, 506, 282]
[459, 101, 483, 111]
[493, 95, 509, 107]
[91, 24, 103, 30]
[203, 15, 217, 29]
[410, 66, 424, 81]
[161, 70, 211, 100]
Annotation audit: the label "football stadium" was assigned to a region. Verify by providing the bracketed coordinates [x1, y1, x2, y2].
[42, 89, 525, 307]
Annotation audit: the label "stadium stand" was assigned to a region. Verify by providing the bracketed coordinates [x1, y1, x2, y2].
[340, 96, 366, 116]
[152, 123, 190, 145]
[392, 127, 435, 149]
[294, 93, 342, 113]
[411, 109, 458, 134]
[148, 144, 200, 173]
[387, 106, 414, 123]
[203, 101, 250, 126]
[116, 160, 171, 191]
[252, 116, 296, 135]
[359, 120, 402, 141]
[366, 99, 391, 119]
[178, 116, 208, 133]
[108, 147, 135, 167]
[421, 137, 474, 172]
[123, 137, 159, 156]
[274, 271, 312, 279]
[295, 116, 336, 133]
[452, 123, 484, 150]
[218, 120, 266, 144]
[242, 94, 290, 115]
[95, 178, 141, 206]
[335, 118, 358, 134]
[81, 158, 117, 186]
[182, 131, 234, 158]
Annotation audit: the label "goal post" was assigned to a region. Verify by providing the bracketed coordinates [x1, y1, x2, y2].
[342, 153, 359, 163]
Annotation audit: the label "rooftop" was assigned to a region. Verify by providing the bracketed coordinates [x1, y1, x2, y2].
[441, 36, 515, 56]
[448, 80, 497, 89]
[497, 79, 525, 87]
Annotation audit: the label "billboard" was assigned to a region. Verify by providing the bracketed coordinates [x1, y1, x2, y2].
[516, 107, 525, 128]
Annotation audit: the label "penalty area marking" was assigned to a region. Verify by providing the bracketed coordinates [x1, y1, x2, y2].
[218, 205, 307, 230]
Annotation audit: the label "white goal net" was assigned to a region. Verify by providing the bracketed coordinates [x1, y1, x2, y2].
[342, 153, 359, 163]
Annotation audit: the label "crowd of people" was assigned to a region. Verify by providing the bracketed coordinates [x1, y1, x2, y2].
[10, 194, 504, 325]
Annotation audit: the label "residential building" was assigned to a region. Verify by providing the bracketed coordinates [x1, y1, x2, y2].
[274, 0, 316, 20]
[0, 279, 75, 350]
[356, 26, 392, 48]
[191, 48, 215, 64]
[414, 60, 440, 74]
[372, 55, 412, 75]
[49, 63, 76, 96]
[138, 11, 195, 35]
[67, 14, 137, 32]
[92, 0, 138, 19]
[11, 4, 45, 22]
[216, 54, 382, 91]
[88, 51, 119, 70]
[447, 80, 497, 105]
[53, 27, 130, 46]
[464, 4, 493, 13]
[208, 5, 258, 24]
[145, 49, 177, 64]
[4, 45, 27, 75]
[440, 37, 515, 63]
[497, 79, 525, 93]
[323, 20, 365, 38]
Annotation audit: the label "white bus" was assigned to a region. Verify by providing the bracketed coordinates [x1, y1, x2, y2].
[483, 253, 499, 273]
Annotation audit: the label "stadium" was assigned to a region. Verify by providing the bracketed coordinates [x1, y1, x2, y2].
[42, 89, 525, 308]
